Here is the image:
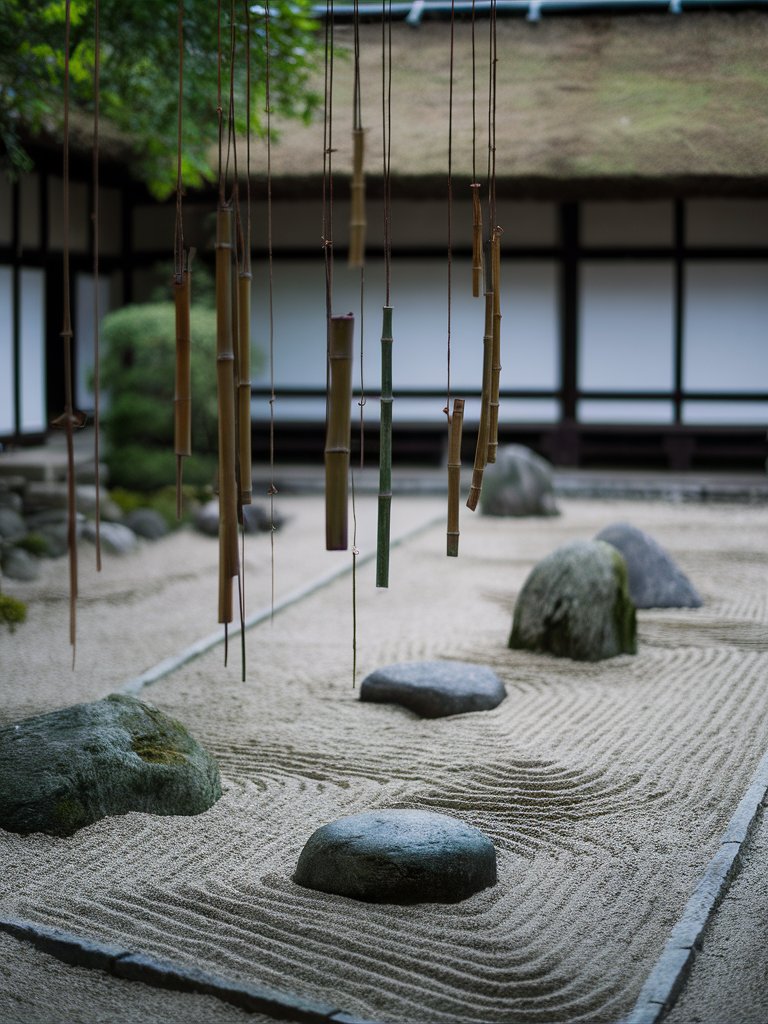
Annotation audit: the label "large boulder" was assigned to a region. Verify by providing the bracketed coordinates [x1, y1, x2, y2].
[480, 445, 558, 517]
[294, 809, 497, 904]
[509, 540, 636, 661]
[0, 694, 221, 836]
[360, 660, 506, 718]
[595, 522, 703, 609]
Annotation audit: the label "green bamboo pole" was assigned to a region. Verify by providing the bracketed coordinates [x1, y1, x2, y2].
[173, 263, 192, 519]
[325, 313, 355, 550]
[471, 183, 483, 298]
[237, 271, 252, 505]
[348, 128, 366, 268]
[376, 304, 393, 587]
[215, 203, 240, 623]
[487, 228, 502, 464]
[447, 397, 465, 557]
[466, 277, 493, 512]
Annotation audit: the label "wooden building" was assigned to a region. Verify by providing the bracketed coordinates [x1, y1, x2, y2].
[2, 3, 767, 468]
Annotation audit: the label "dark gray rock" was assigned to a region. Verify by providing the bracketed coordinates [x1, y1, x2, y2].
[124, 508, 169, 540]
[23, 482, 121, 521]
[0, 489, 23, 513]
[195, 499, 283, 537]
[0, 694, 221, 836]
[595, 522, 703, 609]
[35, 522, 73, 558]
[294, 809, 496, 903]
[82, 521, 137, 555]
[480, 444, 559, 517]
[0, 507, 26, 543]
[1, 546, 40, 582]
[509, 539, 637, 662]
[360, 660, 506, 718]
[194, 499, 219, 537]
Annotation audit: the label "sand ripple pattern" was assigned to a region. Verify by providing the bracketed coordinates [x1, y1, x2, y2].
[1, 500, 767, 1023]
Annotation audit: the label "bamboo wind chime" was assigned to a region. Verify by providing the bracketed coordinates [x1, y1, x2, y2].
[325, 314, 355, 550]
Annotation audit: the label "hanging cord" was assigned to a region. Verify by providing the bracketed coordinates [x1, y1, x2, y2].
[352, 0, 365, 467]
[487, 0, 498, 233]
[265, 0, 278, 619]
[382, 0, 392, 306]
[445, 0, 455, 425]
[92, 0, 102, 571]
[322, 0, 335, 326]
[61, 0, 78, 666]
[173, 0, 191, 521]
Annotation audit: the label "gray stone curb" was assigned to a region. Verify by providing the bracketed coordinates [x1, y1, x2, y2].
[120, 512, 443, 697]
[624, 747, 768, 1024]
[0, 915, 381, 1023]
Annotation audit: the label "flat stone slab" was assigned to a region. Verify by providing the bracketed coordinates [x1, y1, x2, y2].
[360, 660, 506, 718]
[0, 694, 221, 836]
[595, 522, 703, 609]
[294, 809, 497, 903]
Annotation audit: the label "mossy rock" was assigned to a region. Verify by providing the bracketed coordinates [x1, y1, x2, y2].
[509, 540, 637, 662]
[0, 694, 221, 836]
[480, 444, 559, 517]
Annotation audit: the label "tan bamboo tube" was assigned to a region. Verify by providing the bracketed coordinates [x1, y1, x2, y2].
[447, 397, 465, 557]
[325, 313, 355, 550]
[487, 228, 502, 464]
[466, 284, 494, 512]
[348, 128, 366, 268]
[237, 271, 252, 505]
[471, 183, 483, 298]
[215, 204, 240, 623]
[174, 265, 192, 518]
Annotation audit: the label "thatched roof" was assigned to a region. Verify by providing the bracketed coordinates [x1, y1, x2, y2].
[255, 11, 768, 196]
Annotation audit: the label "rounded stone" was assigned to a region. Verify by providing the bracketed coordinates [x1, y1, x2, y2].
[509, 539, 637, 662]
[0, 507, 26, 543]
[480, 444, 559, 517]
[0, 694, 221, 836]
[595, 522, 703, 609]
[294, 809, 497, 903]
[1, 546, 40, 582]
[360, 660, 506, 718]
[124, 507, 169, 540]
[82, 520, 138, 555]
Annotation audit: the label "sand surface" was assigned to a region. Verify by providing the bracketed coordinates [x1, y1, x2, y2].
[1, 496, 767, 1023]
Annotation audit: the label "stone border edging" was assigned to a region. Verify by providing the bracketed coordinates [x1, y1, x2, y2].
[624, 747, 768, 1024]
[0, 915, 379, 1023]
[120, 512, 443, 697]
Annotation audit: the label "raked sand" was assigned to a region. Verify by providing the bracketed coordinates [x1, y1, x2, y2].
[1, 495, 767, 1023]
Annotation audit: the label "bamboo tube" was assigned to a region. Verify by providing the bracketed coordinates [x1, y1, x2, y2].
[215, 204, 240, 623]
[237, 271, 252, 505]
[348, 128, 366, 268]
[466, 282, 494, 512]
[174, 264, 192, 518]
[487, 227, 502, 464]
[376, 305, 393, 587]
[471, 183, 483, 298]
[325, 313, 355, 550]
[447, 397, 465, 557]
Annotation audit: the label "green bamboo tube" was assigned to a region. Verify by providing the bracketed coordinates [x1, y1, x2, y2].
[348, 128, 366, 268]
[447, 397, 465, 557]
[471, 184, 483, 298]
[215, 204, 240, 623]
[487, 229, 502, 464]
[237, 271, 252, 505]
[376, 305, 393, 587]
[466, 286, 494, 512]
[325, 313, 355, 551]
[174, 266, 192, 519]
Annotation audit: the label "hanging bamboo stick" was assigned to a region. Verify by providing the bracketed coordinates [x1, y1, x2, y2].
[471, 183, 483, 298]
[376, 304, 393, 587]
[466, 264, 494, 512]
[447, 397, 465, 557]
[215, 203, 240, 623]
[237, 270, 252, 505]
[349, 128, 366, 268]
[487, 226, 502, 464]
[325, 313, 354, 550]
[174, 261, 192, 518]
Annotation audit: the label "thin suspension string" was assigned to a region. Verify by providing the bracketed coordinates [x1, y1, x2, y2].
[322, 0, 335, 325]
[487, 0, 498, 232]
[92, 0, 102, 572]
[446, 0, 455, 423]
[353, 0, 365, 467]
[217, 0, 225, 205]
[265, 0, 278, 619]
[382, 0, 392, 306]
[174, 0, 185, 282]
[62, 0, 78, 666]
[471, 0, 477, 184]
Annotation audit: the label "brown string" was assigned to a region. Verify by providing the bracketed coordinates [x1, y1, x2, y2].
[174, 0, 185, 282]
[265, 0, 278, 618]
[62, 0, 77, 665]
[446, 0, 455, 424]
[353, 0, 365, 467]
[488, 0, 498, 232]
[217, 0, 224, 204]
[381, 0, 392, 305]
[92, 0, 102, 572]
